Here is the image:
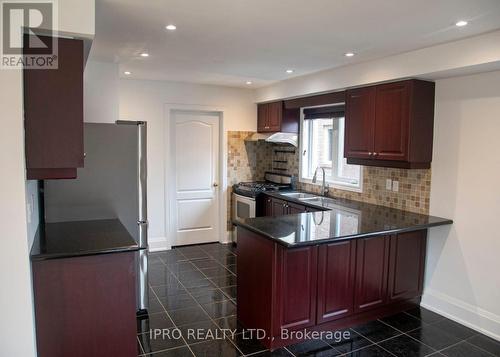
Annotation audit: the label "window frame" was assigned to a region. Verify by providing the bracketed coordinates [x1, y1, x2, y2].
[298, 103, 363, 193]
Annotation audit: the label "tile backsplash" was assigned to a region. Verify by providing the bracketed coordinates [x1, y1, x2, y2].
[227, 131, 431, 229]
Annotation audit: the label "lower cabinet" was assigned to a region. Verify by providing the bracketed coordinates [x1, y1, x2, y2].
[271, 198, 288, 216]
[32, 252, 137, 357]
[354, 236, 391, 313]
[388, 231, 427, 301]
[276, 245, 318, 331]
[262, 195, 319, 216]
[317, 240, 356, 323]
[237, 226, 427, 350]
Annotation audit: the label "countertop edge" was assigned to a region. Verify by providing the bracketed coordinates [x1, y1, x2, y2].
[30, 245, 141, 261]
[233, 218, 453, 248]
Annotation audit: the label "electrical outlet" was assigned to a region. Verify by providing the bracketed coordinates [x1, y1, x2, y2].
[392, 180, 399, 192]
[386, 179, 392, 190]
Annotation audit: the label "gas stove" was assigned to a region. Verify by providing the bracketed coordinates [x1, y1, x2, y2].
[232, 172, 293, 198]
[233, 181, 284, 198]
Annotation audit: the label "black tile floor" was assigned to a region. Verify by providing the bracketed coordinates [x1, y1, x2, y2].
[137, 243, 500, 357]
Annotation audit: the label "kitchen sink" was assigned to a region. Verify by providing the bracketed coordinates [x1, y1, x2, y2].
[300, 196, 341, 206]
[280, 192, 318, 199]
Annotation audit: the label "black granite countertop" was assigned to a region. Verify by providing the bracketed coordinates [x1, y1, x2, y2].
[233, 191, 453, 247]
[31, 219, 140, 261]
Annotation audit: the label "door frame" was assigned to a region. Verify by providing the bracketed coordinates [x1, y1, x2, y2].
[164, 104, 226, 249]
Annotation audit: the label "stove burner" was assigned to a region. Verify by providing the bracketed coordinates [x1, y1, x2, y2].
[233, 180, 291, 198]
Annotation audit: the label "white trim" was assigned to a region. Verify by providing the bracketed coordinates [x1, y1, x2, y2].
[221, 230, 233, 244]
[298, 103, 363, 194]
[163, 104, 227, 249]
[148, 237, 169, 252]
[422, 288, 500, 341]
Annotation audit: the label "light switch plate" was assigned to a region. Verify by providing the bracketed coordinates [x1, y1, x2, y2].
[392, 180, 399, 192]
[386, 179, 392, 190]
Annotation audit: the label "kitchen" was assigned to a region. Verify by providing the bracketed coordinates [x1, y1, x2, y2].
[2, 1, 500, 357]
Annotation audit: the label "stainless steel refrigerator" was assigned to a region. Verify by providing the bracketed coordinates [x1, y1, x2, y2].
[43, 121, 149, 315]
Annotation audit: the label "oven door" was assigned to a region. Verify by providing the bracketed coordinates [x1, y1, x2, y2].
[233, 193, 256, 220]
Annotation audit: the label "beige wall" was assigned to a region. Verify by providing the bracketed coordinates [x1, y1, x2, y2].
[422, 70, 500, 339]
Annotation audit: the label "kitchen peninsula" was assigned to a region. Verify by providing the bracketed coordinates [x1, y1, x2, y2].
[233, 192, 452, 350]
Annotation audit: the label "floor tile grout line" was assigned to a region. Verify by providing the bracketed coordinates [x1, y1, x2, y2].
[163, 251, 248, 356]
[146, 251, 197, 357]
[400, 328, 452, 353]
[435, 339, 498, 357]
[463, 339, 499, 357]
[172, 246, 266, 356]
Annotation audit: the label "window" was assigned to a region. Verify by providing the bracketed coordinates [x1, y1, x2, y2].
[300, 105, 362, 192]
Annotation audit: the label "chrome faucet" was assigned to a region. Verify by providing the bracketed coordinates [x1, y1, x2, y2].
[312, 166, 329, 196]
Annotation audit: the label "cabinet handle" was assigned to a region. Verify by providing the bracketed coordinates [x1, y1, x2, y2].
[373, 152, 378, 157]
[368, 152, 373, 156]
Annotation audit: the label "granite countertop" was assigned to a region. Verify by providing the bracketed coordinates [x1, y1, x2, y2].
[233, 191, 453, 247]
[31, 219, 140, 261]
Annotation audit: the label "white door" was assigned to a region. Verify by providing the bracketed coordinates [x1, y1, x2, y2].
[170, 110, 220, 246]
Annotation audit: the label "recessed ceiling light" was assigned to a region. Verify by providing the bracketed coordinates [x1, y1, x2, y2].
[124, 71, 131, 75]
[166, 24, 177, 31]
[345, 52, 355, 57]
[140, 52, 149, 57]
[286, 69, 294, 74]
[455, 20, 468, 27]
[246, 81, 253, 85]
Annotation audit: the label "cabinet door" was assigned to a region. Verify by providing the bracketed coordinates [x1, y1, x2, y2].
[317, 241, 356, 323]
[264, 196, 274, 216]
[354, 236, 390, 313]
[267, 101, 283, 132]
[271, 198, 287, 216]
[345, 87, 376, 159]
[257, 103, 269, 132]
[276, 245, 318, 332]
[374, 82, 410, 161]
[287, 201, 306, 214]
[24, 35, 84, 178]
[388, 231, 426, 302]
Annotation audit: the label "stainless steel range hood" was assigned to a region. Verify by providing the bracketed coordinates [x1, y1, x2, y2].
[245, 132, 298, 147]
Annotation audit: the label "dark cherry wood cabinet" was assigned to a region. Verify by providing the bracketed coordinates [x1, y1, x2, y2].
[24, 35, 85, 179]
[287, 201, 308, 214]
[344, 79, 435, 169]
[257, 101, 299, 133]
[32, 252, 137, 357]
[260, 195, 312, 216]
[237, 228, 427, 350]
[271, 197, 288, 216]
[345, 86, 376, 160]
[317, 240, 356, 323]
[275, 245, 318, 332]
[354, 236, 390, 313]
[374, 82, 410, 161]
[388, 231, 427, 302]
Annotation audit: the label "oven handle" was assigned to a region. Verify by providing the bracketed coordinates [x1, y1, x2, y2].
[233, 193, 256, 203]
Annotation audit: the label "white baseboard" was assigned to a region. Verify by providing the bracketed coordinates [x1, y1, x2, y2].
[422, 289, 500, 341]
[148, 237, 170, 252]
[219, 230, 234, 244]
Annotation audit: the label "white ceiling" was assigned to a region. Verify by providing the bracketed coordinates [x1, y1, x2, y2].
[90, 0, 500, 88]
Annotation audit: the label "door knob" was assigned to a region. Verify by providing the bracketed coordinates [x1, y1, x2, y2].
[213, 182, 219, 187]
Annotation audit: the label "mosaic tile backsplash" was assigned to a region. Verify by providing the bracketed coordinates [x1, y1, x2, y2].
[227, 131, 431, 229]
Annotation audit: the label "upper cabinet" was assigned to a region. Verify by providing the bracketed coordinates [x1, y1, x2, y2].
[24, 35, 85, 179]
[257, 101, 299, 133]
[344, 79, 435, 169]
